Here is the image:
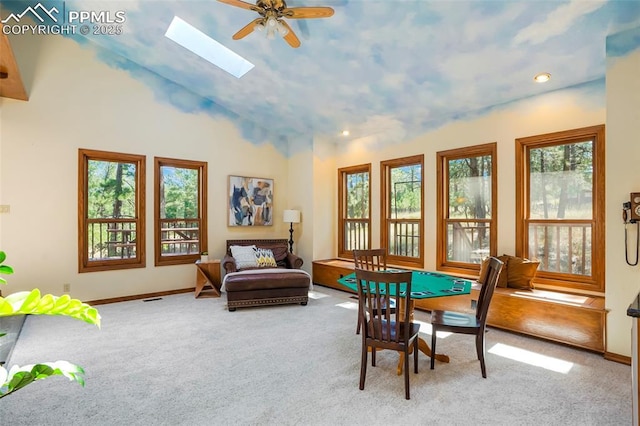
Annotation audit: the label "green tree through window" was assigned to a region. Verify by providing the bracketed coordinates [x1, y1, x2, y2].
[79, 149, 146, 272]
[437, 143, 497, 274]
[155, 157, 207, 266]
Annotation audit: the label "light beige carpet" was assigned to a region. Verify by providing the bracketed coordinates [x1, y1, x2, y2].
[0, 286, 631, 425]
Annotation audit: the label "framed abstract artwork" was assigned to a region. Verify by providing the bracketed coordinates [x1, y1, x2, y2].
[228, 175, 273, 226]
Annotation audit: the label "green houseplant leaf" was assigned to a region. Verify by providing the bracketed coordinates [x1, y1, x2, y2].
[0, 250, 100, 398]
[0, 361, 86, 399]
[0, 250, 13, 285]
[0, 289, 101, 326]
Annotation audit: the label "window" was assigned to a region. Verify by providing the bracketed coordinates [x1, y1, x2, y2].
[338, 164, 371, 258]
[516, 125, 605, 293]
[437, 143, 497, 274]
[380, 155, 424, 268]
[154, 157, 207, 266]
[78, 149, 146, 272]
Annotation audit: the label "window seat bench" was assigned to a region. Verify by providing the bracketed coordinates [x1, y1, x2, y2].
[312, 258, 606, 353]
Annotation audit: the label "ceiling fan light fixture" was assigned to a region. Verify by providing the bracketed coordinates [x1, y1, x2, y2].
[276, 20, 289, 36]
[219, 0, 334, 48]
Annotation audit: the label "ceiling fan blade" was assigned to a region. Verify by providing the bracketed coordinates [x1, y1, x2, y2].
[283, 7, 334, 19]
[218, 0, 264, 13]
[233, 18, 264, 40]
[280, 21, 300, 48]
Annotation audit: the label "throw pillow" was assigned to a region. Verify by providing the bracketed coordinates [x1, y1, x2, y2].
[230, 245, 258, 270]
[254, 248, 278, 268]
[270, 245, 289, 268]
[504, 255, 540, 290]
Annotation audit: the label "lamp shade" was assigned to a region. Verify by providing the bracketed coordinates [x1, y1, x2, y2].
[283, 209, 301, 224]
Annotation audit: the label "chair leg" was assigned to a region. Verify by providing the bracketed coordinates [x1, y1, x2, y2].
[371, 347, 376, 366]
[476, 329, 487, 378]
[404, 348, 411, 400]
[413, 338, 419, 374]
[360, 342, 368, 390]
[356, 316, 361, 335]
[430, 326, 437, 370]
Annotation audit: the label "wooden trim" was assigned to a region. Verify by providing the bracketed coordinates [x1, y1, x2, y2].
[0, 31, 28, 101]
[154, 157, 208, 266]
[604, 352, 631, 365]
[337, 164, 371, 258]
[436, 142, 497, 275]
[78, 149, 146, 273]
[87, 288, 193, 305]
[515, 125, 605, 293]
[380, 154, 425, 268]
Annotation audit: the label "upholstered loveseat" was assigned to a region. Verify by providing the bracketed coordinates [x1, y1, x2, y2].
[221, 239, 311, 311]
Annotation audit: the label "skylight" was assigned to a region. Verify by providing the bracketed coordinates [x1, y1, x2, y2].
[164, 16, 254, 79]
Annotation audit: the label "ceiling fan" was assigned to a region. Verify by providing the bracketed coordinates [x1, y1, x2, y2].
[218, 0, 334, 48]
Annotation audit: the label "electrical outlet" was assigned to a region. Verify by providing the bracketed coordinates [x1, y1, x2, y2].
[63, 283, 70, 293]
[0, 205, 10, 213]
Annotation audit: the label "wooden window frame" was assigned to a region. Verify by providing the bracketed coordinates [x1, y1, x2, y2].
[78, 149, 146, 273]
[154, 157, 208, 267]
[437, 143, 497, 275]
[515, 125, 605, 294]
[380, 154, 424, 268]
[337, 164, 372, 259]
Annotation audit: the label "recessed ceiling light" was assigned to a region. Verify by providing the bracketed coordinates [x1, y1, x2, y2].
[533, 72, 551, 83]
[341, 130, 350, 136]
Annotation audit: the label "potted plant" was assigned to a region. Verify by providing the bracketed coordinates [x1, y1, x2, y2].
[0, 251, 100, 398]
[200, 252, 208, 262]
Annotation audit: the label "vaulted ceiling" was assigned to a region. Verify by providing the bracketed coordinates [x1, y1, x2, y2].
[2, 0, 640, 146]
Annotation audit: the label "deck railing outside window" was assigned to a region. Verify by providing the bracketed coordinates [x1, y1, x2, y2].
[344, 219, 369, 251]
[389, 220, 420, 258]
[160, 219, 200, 255]
[88, 219, 137, 260]
[529, 222, 591, 275]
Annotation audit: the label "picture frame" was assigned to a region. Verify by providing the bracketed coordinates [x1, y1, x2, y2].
[228, 175, 273, 226]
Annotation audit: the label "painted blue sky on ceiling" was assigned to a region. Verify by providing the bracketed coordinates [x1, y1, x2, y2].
[3, 0, 640, 152]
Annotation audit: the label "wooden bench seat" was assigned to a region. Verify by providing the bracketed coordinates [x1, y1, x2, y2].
[312, 258, 606, 353]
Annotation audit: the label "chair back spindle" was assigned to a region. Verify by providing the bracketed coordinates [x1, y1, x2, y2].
[353, 248, 388, 271]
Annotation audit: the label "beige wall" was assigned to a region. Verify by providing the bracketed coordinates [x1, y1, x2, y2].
[0, 34, 293, 301]
[605, 47, 640, 357]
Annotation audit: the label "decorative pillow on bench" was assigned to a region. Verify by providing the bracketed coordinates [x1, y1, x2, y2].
[230, 245, 258, 270]
[230, 245, 279, 270]
[255, 248, 278, 268]
[504, 255, 540, 290]
[478, 254, 540, 290]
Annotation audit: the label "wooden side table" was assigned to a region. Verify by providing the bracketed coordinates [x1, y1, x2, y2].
[195, 259, 221, 298]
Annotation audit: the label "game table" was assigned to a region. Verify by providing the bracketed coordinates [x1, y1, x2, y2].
[338, 270, 473, 374]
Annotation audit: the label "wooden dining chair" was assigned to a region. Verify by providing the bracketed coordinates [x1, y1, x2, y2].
[355, 268, 420, 400]
[430, 256, 504, 378]
[353, 249, 396, 334]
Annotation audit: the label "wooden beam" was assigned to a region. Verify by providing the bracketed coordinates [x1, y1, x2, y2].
[0, 29, 28, 101]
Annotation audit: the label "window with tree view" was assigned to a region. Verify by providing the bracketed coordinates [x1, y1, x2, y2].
[516, 125, 604, 292]
[437, 143, 496, 274]
[78, 149, 145, 272]
[338, 164, 371, 258]
[155, 158, 207, 266]
[381, 155, 424, 267]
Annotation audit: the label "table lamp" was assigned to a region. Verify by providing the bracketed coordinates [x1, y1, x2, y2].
[283, 209, 301, 253]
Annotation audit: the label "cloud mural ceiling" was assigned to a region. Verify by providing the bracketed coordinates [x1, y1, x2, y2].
[3, 0, 640, 150]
